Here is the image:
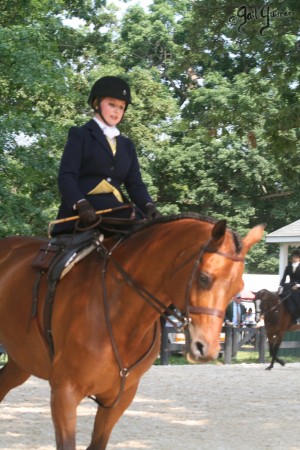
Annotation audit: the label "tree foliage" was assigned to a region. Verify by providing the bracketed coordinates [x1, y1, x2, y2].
[1, 0, 299, 273]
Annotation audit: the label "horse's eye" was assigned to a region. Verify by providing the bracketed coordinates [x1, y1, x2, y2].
[197, 272, 212, 290]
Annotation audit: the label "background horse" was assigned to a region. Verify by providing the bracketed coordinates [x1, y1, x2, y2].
[0, 214, 263, 449]
[254, 289, 300, 370]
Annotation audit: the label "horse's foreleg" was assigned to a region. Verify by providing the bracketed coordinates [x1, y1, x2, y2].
[86, 383, 139, 450]
[266, 359, 275, 371]
[0, 356, 30, 401]
[275, 356, 285, 366]
[266, 340, 282, 370]
[50, 380, 82, 450]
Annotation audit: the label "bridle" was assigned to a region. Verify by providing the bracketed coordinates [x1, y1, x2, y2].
[89, 236, 244, 409]
[100, 236, 245, 329]
[186, 241, 245, 319]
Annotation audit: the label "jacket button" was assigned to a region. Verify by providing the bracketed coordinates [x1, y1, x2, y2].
[110, 166, 114, 171]
[107, 177, 111, 182]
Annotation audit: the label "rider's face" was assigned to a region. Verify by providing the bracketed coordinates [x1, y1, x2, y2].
[97, 97, 126, 126]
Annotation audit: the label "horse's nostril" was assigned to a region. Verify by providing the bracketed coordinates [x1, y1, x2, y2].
[196, 341, 204, 356]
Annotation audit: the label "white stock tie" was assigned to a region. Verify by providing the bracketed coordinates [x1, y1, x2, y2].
[102, 125, 120, 140]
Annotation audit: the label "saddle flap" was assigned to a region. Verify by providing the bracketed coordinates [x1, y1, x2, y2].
[32, 243, 61, 271]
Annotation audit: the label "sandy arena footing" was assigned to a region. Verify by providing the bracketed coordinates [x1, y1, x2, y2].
[1, 362, 300, 450]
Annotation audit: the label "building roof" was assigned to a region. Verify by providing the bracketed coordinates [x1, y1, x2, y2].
[265, 219, 300, 243]
[243, 274, 279, 292]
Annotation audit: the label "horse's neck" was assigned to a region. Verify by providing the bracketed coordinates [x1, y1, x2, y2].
[111, 223, 206, 314]
[124, 222, 205, 267]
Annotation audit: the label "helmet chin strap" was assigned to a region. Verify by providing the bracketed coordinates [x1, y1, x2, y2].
[98, 109, 112, 126]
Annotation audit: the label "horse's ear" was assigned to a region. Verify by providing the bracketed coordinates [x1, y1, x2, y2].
[211, 220, 227, 244]
[242, 224, 265, 254]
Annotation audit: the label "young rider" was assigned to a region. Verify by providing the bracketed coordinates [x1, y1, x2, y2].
[53, 76, 160, 235]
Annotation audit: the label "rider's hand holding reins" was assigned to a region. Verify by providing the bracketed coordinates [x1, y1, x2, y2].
[145, 203, 162, 220]
[76, 199, 98, 226]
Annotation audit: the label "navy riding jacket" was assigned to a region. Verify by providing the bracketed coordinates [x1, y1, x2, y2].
[280, 264, 300, 287]
[54, 119, 152, 234]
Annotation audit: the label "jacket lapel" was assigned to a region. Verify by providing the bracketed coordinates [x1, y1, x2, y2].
[294, 265, 300, 278]
[86, 119, 115, 158]
[114, 135, 123, 160]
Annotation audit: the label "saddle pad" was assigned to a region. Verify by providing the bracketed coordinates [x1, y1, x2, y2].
[60, 244, 96, 280]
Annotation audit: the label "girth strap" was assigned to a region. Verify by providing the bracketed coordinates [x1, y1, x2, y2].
[43, 279, 58, 357]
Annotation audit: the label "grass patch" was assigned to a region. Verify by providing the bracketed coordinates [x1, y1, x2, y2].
[2, 351, 300, 368]
[155, 351, 300, 365]
[228, 351, 263, 364]
[155, 354, 191, 365]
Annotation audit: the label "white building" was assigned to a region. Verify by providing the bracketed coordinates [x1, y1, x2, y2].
[242, 274, 279, 293]
[265, 219, 300, 278]
[240, 220, 300, 294]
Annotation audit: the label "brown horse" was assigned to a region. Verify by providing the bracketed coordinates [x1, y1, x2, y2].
[0, 214, 263, 449]
[254, 289, 300, 370]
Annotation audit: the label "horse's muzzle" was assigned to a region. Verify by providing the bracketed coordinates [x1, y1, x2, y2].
[185, 325, 221, 363]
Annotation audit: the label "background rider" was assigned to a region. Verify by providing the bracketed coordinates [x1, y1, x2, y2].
[278, 248, 300, 323]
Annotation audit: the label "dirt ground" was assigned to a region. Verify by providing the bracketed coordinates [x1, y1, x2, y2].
[1, 362, 300, 450]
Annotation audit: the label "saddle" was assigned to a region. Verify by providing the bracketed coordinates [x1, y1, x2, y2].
[32, 229, 104, 278]
[31, 230, 104, 357]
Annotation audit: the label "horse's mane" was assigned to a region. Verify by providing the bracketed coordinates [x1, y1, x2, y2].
[139, 212, 217, 228]
[126, 212, 243, 254]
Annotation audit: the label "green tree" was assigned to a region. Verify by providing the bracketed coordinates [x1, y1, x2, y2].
[1, 0, 299, 275]
[0, 0, 116, 236]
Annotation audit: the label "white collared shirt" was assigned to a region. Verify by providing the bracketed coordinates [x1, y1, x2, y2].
[93, 117, 120, 139]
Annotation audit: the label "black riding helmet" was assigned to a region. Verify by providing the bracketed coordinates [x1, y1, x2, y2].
[88, 76, 132, 109]
[292, 249, 300, 258]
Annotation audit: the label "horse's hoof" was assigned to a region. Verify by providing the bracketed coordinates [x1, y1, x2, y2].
[265, 366, 272, 371]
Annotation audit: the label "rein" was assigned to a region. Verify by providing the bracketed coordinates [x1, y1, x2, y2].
[106, 237, 245, 325]
[89, 239, 160, 409]
[110, 257, 188, 326]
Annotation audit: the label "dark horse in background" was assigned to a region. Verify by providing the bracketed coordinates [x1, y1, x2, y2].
[0, 214, 264, 449]
[254, 289, 300, 370]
